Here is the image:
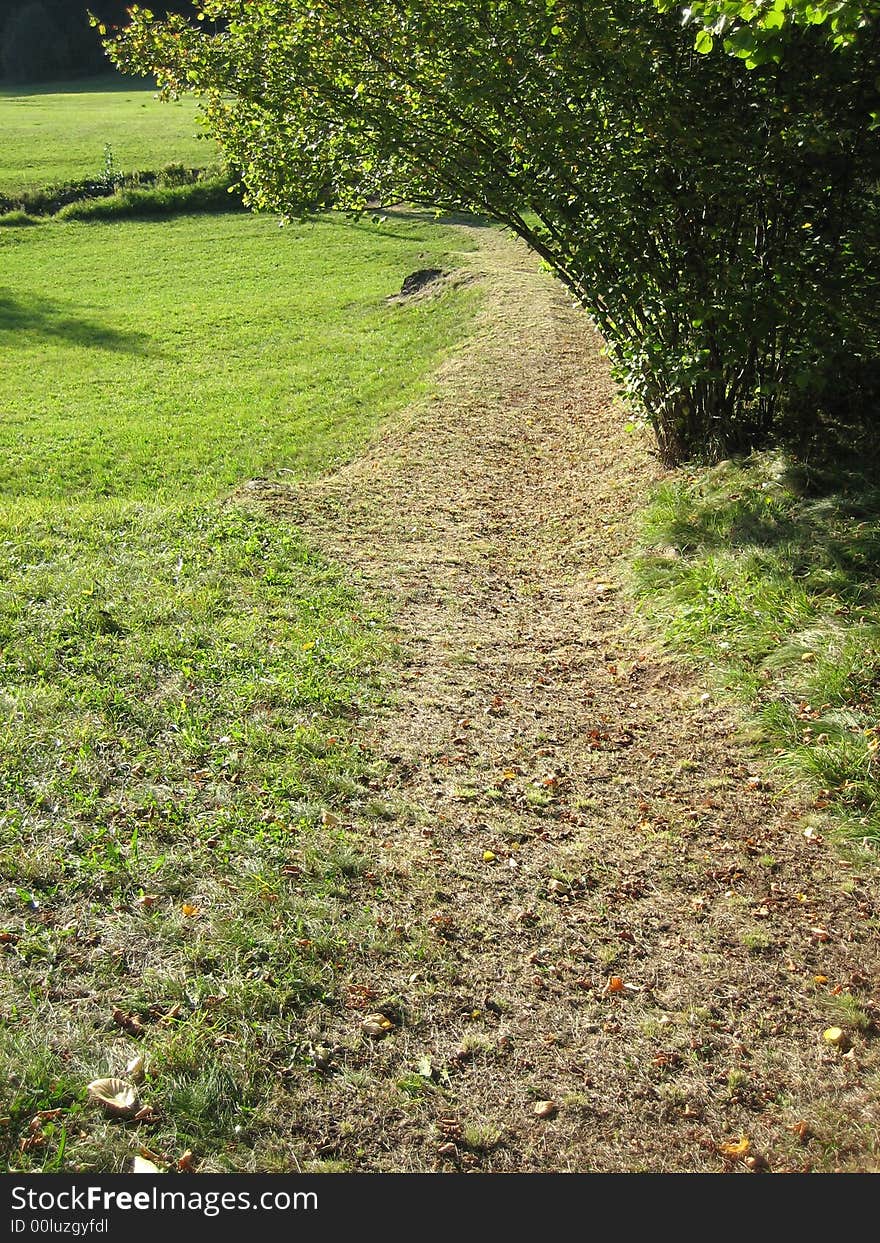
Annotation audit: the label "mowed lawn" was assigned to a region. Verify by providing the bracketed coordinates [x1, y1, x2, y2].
[0, 210, 476, 1171]
[0, 76, 210, 194]
[0, 213, 468, 497]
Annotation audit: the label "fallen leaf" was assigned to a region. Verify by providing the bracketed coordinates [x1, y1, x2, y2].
[139, 1145, 167, 1164]
[719, 1136, 751, 1160]
[181, 904, 201, 918]
[112, 1010, 144, 1038]
[132, 1155, 161, 1174]
[126, 1054, 146, 1084]
[436, 1116, 464, 1140]
[87, 1078, 140, 1119]
[823, 1026, 847, 1048]
[361, 1012, 396, 1039]
[483, 851, 497, 862]
[533, 1100, 558, 1119]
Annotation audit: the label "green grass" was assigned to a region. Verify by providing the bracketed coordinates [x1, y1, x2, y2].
[0, 75, 210, 194]
[55, 172, 241, 222]
[0, 210, 39, 227]
[633, 452, 880, 848]
[0, 212, 470, 499]
[0, 208, 477, 1171]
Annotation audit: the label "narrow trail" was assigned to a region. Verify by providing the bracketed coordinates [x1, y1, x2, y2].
[253, 222, 879, 1171]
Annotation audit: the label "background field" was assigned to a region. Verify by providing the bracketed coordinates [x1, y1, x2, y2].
[0, 74, 210, 193]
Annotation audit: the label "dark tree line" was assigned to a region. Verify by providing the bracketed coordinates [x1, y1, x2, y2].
[0, 2, 175, 82]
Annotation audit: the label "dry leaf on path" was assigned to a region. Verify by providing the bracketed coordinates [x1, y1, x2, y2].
[719, 1136, 751, 1160]
[823, 1026, 848, 1048]
[361, 1012, 396, 1038]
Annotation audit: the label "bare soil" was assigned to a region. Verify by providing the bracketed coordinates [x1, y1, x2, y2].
[250, 220, 880, 1172]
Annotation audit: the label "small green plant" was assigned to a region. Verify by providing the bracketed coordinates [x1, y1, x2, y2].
[821, 992, 875, 1034]
[725, 1068, 749, 1100]
[101, 142, 120, 190]
[461, 1122, 503, 1153]
[738, 927, 773, 954]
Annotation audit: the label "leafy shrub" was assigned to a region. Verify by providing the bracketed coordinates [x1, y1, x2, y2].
[107, 1, 880, 464]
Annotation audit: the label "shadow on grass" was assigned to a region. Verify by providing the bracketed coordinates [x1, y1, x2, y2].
[380, 205, 495, 229]
[655, 461, 880, 612]
[0, 73, 158, 99]
[306, 204, 494, 241]
[0, 290, 152, 353]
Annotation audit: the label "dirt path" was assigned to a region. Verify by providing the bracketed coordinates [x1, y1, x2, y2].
[253, 222, 879, 1172]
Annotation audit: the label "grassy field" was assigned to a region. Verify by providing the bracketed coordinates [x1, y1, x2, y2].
[0, 75, 210, 194]
[0, 213, 468, 498]
[0, 208, 476, 1171]
[634, 453, 880, 849]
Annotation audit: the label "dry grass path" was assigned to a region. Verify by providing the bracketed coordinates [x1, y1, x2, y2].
[253, 220, 880, 1171]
